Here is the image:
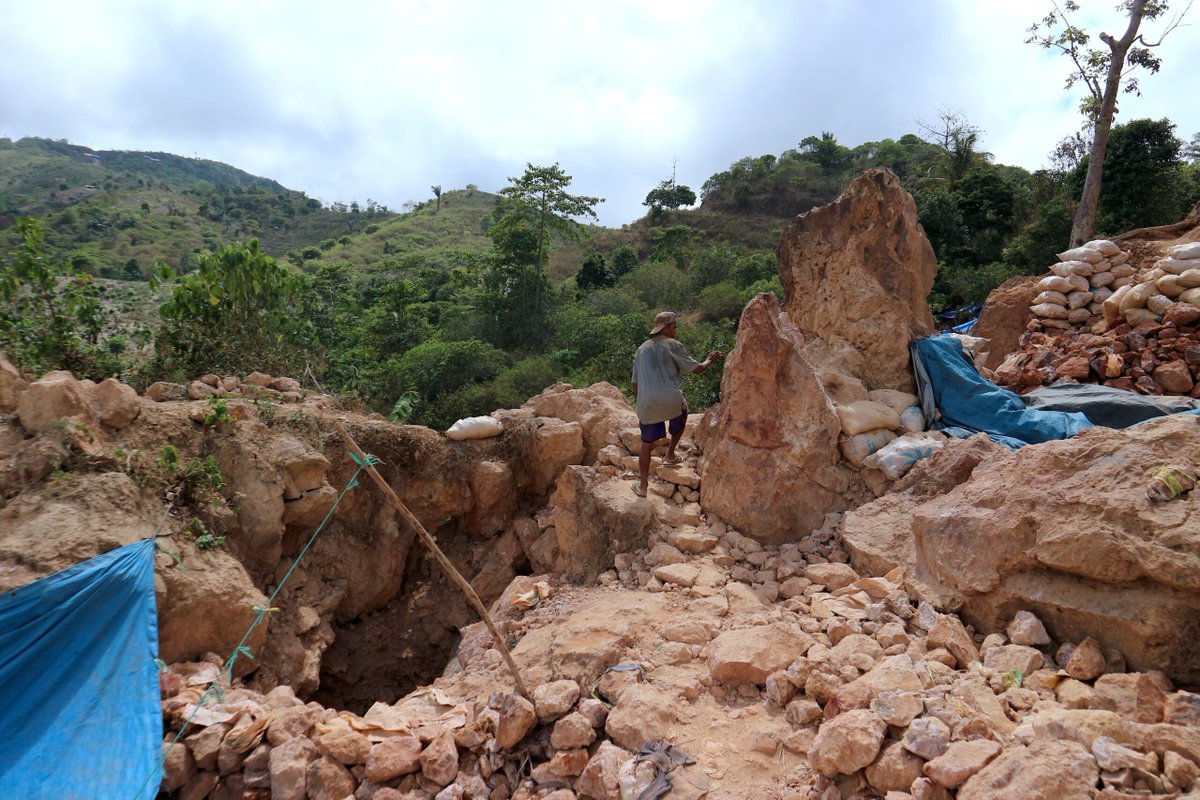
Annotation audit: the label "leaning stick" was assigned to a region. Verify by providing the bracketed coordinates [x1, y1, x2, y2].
[333, 419, 531, 700]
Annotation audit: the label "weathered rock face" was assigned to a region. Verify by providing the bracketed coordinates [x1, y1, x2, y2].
[846, 413, 1200, 684]
[552, 466, 655, 583]
[15, 370, 96, 433]
[972, 276, 1040, 371]
[698, 293, 852, 543]
[523, 382, 638, 465]
[0, 354, 27, 413]
[777, 168, 936, 392]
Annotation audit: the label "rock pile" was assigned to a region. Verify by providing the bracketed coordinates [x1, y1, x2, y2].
[156, 454, 1200, 799]
[145, 371, 307, 404]
[1000, 241, 1200, 396]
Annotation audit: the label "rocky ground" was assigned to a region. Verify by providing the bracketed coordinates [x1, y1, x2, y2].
[152, 437, 1200, 800]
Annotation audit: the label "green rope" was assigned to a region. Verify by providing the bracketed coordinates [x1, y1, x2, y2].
[135, 451, 380, 799]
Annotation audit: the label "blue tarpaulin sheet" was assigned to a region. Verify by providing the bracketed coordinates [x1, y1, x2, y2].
[0, 539, 161, 798]
[911, 335, 1093, 447]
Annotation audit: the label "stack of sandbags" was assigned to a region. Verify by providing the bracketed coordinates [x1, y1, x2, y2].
[1030, 239, 1134, 329]
[1100, 241, 1200, 329]
[837, 389, 928, 472]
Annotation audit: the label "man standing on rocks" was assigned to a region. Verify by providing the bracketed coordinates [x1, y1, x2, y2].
[631, 311, 722, 497]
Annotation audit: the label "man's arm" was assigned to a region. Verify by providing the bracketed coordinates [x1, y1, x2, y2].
[691, 350, 723, 375]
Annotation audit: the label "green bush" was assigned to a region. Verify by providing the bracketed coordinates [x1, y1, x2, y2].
[392, 339, 505, 403]
[618, 260, 693, 312]
[698, 280, 746, 320]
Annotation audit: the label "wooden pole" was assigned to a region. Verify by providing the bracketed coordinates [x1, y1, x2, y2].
[333, 420, 531, 700]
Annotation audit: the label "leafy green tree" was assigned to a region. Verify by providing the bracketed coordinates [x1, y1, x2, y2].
[955, 167, 1016, 262]
[0, 217, 117, 378]
[643, 174, 697, 219]
[392, 339, 504, 405]
[1027, 0, 1189, 244]
[917, 111, 989, 190]
[609, 244, 640, 277]
[488, 163, 603, 270]
[431, 185, 442, 213]
[575, 252, 614, 292]
[1085, 117, 1186, 231]
[152, 239, 315, 378]
[798, 132, 852, 174]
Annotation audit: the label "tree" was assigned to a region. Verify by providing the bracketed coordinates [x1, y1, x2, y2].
[917, 110, 990, 189]
[798, 132, 852, 174]
[1081, 117, 1186, 231]
[488, 163, 603, 270]
[575, 252, 614, 292]
[431, 185, 442, 213]
[152, 240, 315, 378]
[643, 169, 697, 219]
[1027, 0, 1189, 245]
[0, 217, 116, 378]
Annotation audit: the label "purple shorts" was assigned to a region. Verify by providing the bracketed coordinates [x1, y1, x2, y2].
[639, 412, 686, 443]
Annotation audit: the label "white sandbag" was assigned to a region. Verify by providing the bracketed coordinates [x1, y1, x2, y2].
[836, 400, 902, 436]
[1156, 258, 1194, 275]
[867, 389, 920, 415]
[1180, 287, 1200, 306]
[1064, 260, 1095, 277]
[863, 432, 948, 481]
[1103, 284, 1131, 324]
[1124, 307, 1160, 326]
[1031, 302, 1069, 320]
[1088, 301, 1105, 316]
[1067, 307, 1092, 324]
[1111, 275, 1135, 289]
[946, 333, 989, 371]
[1110, 251, 1129, 265]
[1169, 242, 1200, 260]
[1177, 268, 1200, 289]
[899, 406, 926, 433]
[1110, 263, 1136, 278]
[1084, 239, 1121, 257]
[840, 428, 897, 466]
[1119, 281, 1157, 313]
[1049, 262, 1075, 278]
[1066, 274, 1090, 293]
[1057, 246, 1104, 264]
[445, 415, 504, 440]
[1090, 257, 1111, 272]
[1089, 271, 1114, 288]
[1034, 290, 1068, 306]
[1038, 275, 1076, 294]
[1091, 286, 1113, 302]
[1156, 274, 1187, 297]
[1146, 294, 1174, 315]
[1067, 290, 1093, 310]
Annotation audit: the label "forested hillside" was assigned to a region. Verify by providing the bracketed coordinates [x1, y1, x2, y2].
[2, 121, 1198, 429]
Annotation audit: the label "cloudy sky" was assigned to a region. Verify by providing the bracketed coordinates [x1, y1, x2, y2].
[2, 1, 1196, 226]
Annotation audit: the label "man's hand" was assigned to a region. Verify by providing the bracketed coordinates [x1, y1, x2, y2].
[706, 350, 723, 363]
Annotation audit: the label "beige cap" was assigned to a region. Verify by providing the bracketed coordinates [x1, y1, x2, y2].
[650, 311, 677, 335]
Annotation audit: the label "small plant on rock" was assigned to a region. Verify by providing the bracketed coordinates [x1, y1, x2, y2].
[254, 398, 278, 426]
[188, 518, 225, 550]
[203, 397, 233, 427]
[156, 445, 180, 475]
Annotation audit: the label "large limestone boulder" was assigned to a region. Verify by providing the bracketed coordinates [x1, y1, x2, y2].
[90, 378, 141, 429]
[698, 293, 853, 543]
[552, 466, 655, 582]
[15, 370, 96, 434]
[847, 414, 1200, 684]
[777, 168, 936, 392]
[523, 382, 638, 464]
[972, 275, 1040, 371]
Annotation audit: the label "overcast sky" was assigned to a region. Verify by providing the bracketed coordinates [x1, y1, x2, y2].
[2, 1, 1197, 226]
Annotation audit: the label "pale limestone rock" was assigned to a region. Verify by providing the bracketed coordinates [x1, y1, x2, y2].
[1007, 610, 1051, 646]
[707, 624, 813, 684]
[305, 756, 355, 800]
[926, 615, 980, 668]
[1091, 735, 1157, 772]
[495, 693, 537, 749]
[270, 436, 330, 500]
[604, 684, 677, 751]
[778, 168, 936, 392]
[465, 460, 517, 536]
[365, 736, 422, 782]
[161, 742, 196, 791]
[808, 708, 887, 777]
[523, 382, 638, 464]
[187, 380, 218, 400]
[553, 466, 655, 583]
[656, 462, 700, 488]
[91, 378, 141, 428]
[957, 740, 1099, 800]
[902, 717, 951, 760]
[697, 293, 852, 544]
[314, 727, 371, 766]
[922, 739, 1002, 789]
[16, 370, 95, 433]
[0, 354, 26, 413]
[865, 740, 926, 794]
[983, 644, 1044, 676]
[245, 371, 272, 386]
[576, 741, 631, 800]
[550, 712, 596, 750]
[419, 729, 458, 786]
[1066, 636, 1107, 680]
[872, 691, 925, 727]
[533, 680, 581, 723]
[146, 381, 188, 401]
[804, 562, 860, 590]
[529, 418, 586, 493]
[653, 563, 699, 588]
[268, 737, 319, 800]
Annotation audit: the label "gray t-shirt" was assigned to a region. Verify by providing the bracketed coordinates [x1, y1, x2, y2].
[631, 336, 701, 424]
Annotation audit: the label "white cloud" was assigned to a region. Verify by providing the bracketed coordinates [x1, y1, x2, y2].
[0, 0, 1196, 225]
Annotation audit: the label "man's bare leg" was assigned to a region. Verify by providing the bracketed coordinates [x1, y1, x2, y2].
[638, 439, 654, 494]
[666, 409, 688, 461]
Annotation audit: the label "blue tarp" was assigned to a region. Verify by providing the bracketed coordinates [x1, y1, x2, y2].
[911, 335, 1093, 447]
[0, 539, 161, 799]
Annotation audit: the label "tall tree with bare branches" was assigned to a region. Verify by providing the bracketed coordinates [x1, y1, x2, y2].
[1027, 0, 1190, 244]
